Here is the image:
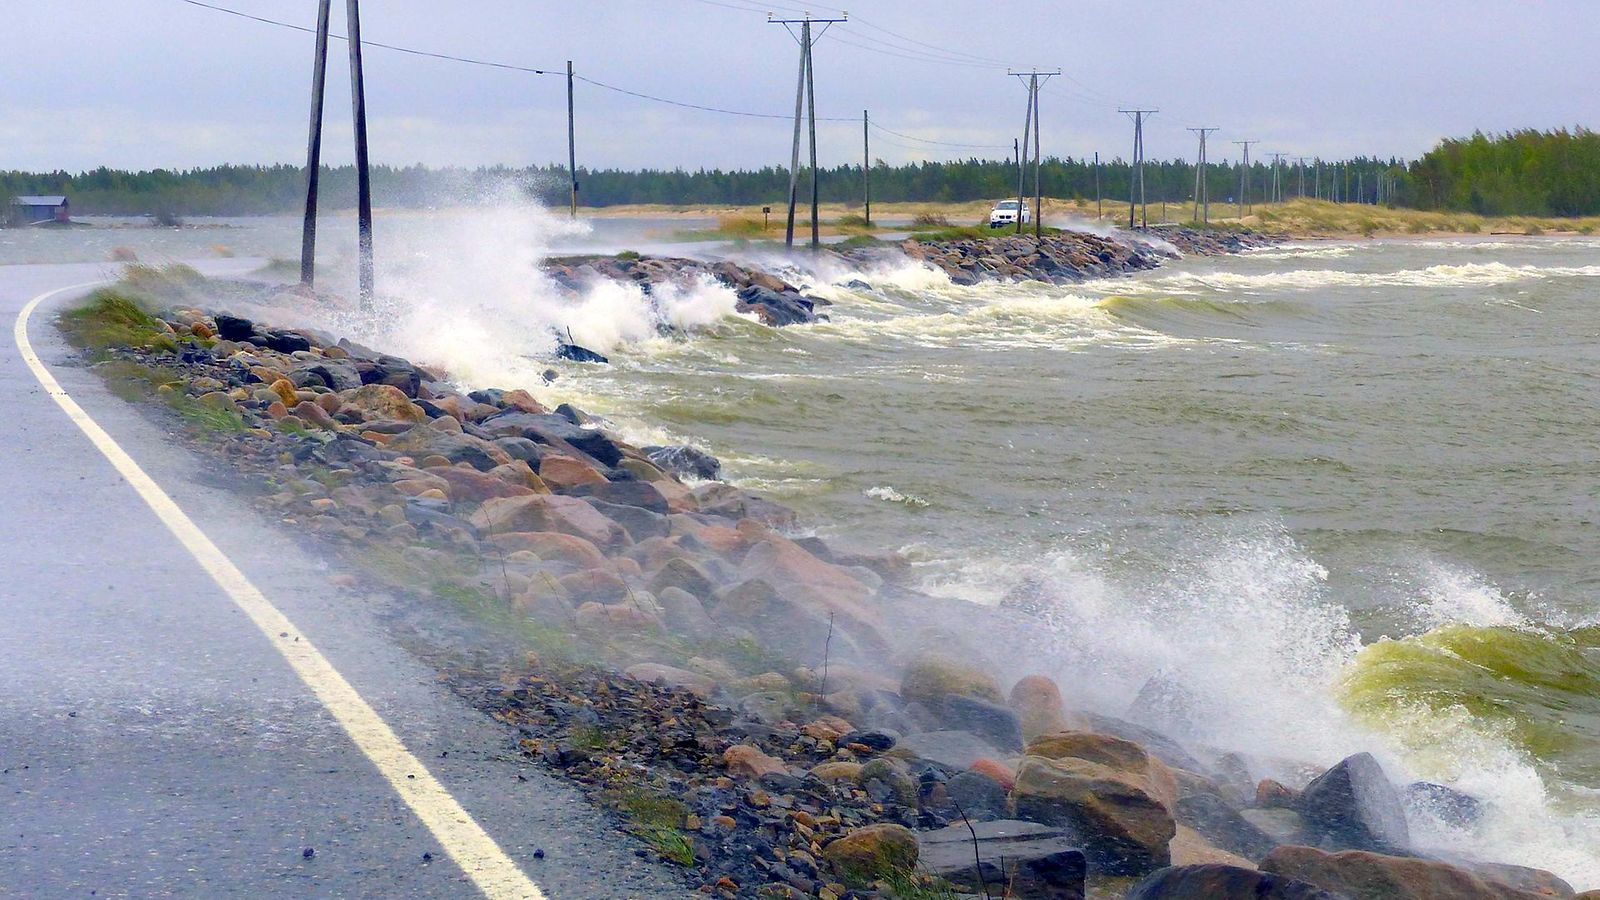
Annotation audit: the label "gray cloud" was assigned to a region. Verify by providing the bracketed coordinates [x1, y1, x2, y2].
[4, 0, 1597, 172]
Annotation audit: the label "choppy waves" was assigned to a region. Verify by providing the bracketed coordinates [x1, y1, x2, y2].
[1149, 261, 1600, 293]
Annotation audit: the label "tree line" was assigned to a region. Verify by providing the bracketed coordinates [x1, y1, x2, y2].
[1405, 128, 1600, 216]
[3, 129, 1593, 217]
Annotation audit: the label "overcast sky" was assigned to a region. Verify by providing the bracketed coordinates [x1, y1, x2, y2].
[4, 0, 1598, 173]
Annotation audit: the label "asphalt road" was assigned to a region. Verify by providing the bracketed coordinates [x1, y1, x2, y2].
[0, 261, 687, 898]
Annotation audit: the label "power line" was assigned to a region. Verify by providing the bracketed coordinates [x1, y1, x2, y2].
[176, 0, 560, 75]
[869, 123, 1010, 150]
[573, 75, 851, 122]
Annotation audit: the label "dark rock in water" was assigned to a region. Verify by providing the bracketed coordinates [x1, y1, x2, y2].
[918, 819, 1087, 900]
[1296, 753, 1410, 853]
[939, 695, 1023, 752]
[1175, 793, 1278, 860]
[555, 342, 608, 364]
[213, 313, 255, 342]
[735, 285, 818, 326]
[944, 770, 1009, 822]
[554, 402, 593, 426]
[1404, 781, 1484, 827]
[644, 445, 721, 481]
[1125, 864, 1345, 899]
[842, 278, 872, 291]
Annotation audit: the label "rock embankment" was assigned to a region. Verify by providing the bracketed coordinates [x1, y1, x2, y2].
[841, 227, 1279, 286]
[545, 254, 829, 327]
[79, 295, 1566, 900]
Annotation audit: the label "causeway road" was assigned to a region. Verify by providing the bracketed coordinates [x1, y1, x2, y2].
[0, 261, 685, 898]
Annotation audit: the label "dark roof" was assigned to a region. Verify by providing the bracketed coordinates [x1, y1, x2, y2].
[12, 196, 68, 206]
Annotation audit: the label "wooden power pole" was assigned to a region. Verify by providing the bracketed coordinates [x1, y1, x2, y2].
[771, 13, 844, 251]
[567, 60, 578, 217]
[1121, 108, 1157, 228]
[345, 0, 374, 309]
[298, 0, 332, 287]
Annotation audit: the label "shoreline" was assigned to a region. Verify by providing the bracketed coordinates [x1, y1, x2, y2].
[53, 238, 1586, 898]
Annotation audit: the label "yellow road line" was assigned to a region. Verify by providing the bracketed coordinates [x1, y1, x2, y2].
[14, 284, 545, 900]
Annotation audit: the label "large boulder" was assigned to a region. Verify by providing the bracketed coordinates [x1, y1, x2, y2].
[485, 531, 607, 570]
[644, 444, 722, 481]
[469, 495, 626, 547]
[822, 824, 918, 886]
[1125, 864, 1347, 899]
[1261, 846, 1556, 900]
[918, 819, 1087, 899]
[1296, 753, 1409, 853]
[1011, 732, 1179, 876]
[340, 383, 426, 424]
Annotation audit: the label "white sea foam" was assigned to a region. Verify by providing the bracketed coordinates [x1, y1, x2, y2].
[1148, 262, 1600, 293]
[282, 185, 744, 391]
[921, 526, 1597, 886]
[864, 485, 930, 508]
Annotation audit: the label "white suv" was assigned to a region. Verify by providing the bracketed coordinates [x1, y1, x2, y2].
[988, 199, 1031, 227]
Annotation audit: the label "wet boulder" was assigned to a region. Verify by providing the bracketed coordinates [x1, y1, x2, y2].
[918, 819, 1087, 899]
[735, 284, 820, 326]
[822, 824, 918, 886]
[644, 444, 722, 481]
[1125, 864, 1347, 899]
[1261, 846, 1556, 900]
[1011, 732, 1179, 876]
[1296, 753, 1409, 853]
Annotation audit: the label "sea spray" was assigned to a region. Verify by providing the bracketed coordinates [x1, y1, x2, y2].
[289, 188, 747, 388]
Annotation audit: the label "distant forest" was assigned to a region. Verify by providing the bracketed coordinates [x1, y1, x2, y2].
[3, 129, 1595, 217]
[1406, 128, 1600, 216]
[1, 157, 1403, 218]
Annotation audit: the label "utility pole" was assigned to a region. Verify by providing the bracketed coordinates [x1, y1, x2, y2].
[1296, 157, 1309, 199]
[770, 13, 845, 251]
[1315, 160, 1322, 200]
[1269, 153, 1287, 203]
[346, 0, 374, 309]
[298, 0, 332, 287]
[1094, 151, 1102, 220]
[862, 110, 871, 226]
[1188, 127, 1218, 224]
[1031, 77, 1043, 239]
[1120, 108, 1157, 228]
[1010, 70, 1057, 238]
[1234, 140, 1257, 218]
[567, 60, 578, 218]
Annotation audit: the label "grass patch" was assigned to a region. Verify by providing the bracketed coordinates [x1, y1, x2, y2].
[880, 868, 960, 899]
[60, 289, 174, 356]
[608, 785, 695, 866]
[910, 212, 952, 228]
[834, 234, 884, 250]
